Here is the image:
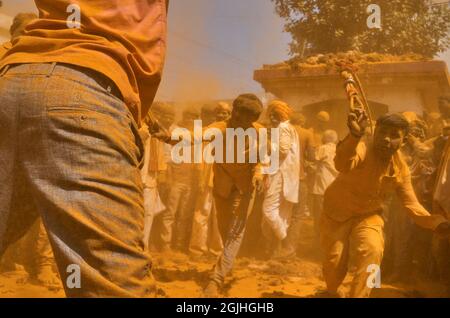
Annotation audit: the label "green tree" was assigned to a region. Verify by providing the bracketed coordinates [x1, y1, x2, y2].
[272, 0, 450, 57]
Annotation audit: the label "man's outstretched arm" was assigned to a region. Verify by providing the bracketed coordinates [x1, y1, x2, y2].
[397, 173, 450, 235]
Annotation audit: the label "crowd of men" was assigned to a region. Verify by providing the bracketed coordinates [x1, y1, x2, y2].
[136, 94, 450, 298]
[0, 2, 449, 298]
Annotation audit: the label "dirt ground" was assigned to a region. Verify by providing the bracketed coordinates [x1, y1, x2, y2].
[0, 219, 448, 298]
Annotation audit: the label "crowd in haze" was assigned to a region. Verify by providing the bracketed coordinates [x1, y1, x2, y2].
[0, 7, 449, 298]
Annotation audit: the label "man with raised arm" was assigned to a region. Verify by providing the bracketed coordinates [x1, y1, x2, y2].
[321, 109, 450, 298]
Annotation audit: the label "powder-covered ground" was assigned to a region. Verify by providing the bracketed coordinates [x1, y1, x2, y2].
[0, 220, 448, 298]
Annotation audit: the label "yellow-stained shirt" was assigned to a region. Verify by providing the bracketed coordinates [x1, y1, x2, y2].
[164, 120, 264, 197]
[207, 121, 264, 198]
[0, 42, 12, 60]
[323, 134, 447, 230]
[0, 0, 168, 124]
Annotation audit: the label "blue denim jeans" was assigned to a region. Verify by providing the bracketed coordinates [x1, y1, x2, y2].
[0, 63, 154, 297]
[212, 188, 253, 285]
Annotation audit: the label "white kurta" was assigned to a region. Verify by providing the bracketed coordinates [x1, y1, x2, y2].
[139, 124, 166, 249]
[311, 143, 339, 196]
[262, 121, 300, 241]
[267, 121, 300, 202]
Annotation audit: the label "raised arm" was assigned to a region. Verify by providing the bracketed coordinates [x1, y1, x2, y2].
[334, 108, 369, 172]
[334, 134, 366, 172]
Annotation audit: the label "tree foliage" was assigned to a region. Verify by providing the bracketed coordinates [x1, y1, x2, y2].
[272, 0, 450, 57]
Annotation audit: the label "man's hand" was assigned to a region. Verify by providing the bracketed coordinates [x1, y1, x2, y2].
[152, 130, 172, 144]
[253, 175, 264, 193]
[138, 124, 151, 143]
[406, 133, 418, 146]
[435, 222, 450, 238]
[347, 108, 368, 138]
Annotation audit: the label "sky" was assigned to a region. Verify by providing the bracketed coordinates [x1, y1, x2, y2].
[0, 0, 291, 102]
[0, 0, 449, 102]
[156, 0, 291, 101]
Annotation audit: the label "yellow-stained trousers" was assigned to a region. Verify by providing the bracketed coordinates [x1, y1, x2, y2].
[320, 213, 385, 298]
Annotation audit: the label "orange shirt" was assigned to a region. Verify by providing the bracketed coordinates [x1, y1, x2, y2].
[207, 121, 264, 198]
[163, 120, 264, 197]
[0, 0, 168, 124]
[0, 41, 12, 59]
[323, 134, 446, 230]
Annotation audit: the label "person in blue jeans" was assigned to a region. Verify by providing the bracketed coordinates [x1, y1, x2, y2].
[0, 0, 168, 297]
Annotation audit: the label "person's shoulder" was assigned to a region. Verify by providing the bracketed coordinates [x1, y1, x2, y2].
[252, 122, 265, 130]
[207, 120, 227, 131]
[277, 121, 290, 132]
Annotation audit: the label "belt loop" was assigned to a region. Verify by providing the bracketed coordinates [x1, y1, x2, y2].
[46, 62, 57, 77]
[0, 65, 10, 77]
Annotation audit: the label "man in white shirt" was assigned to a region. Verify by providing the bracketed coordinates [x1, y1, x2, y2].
[262, 100, 300, 258]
